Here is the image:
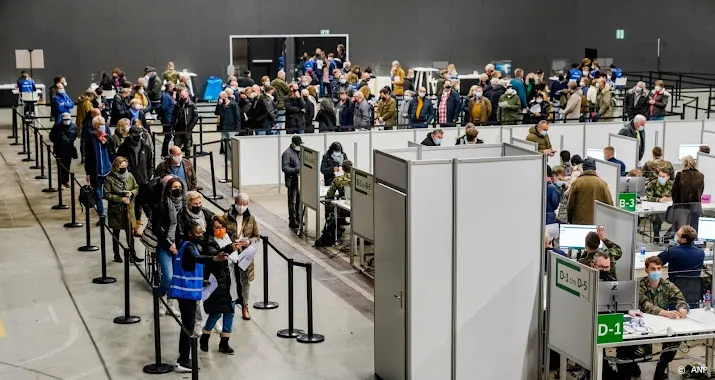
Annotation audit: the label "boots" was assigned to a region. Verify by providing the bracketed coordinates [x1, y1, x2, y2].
[653, 362, 669, 380]
[129, 250, 145, 263]
[199, 333, 210, 352]
[133, 220, 143, 237]
[242, 304, 251, 320]
[219, 336, 234, 355]
[113, 253, 123, 263]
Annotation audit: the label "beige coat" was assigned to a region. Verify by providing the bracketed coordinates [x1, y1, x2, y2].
[562, 90, 582, 121]
[567, 170, 614, 225]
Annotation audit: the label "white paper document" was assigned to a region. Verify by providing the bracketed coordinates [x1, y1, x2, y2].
[201, 273, 217, 301]
[237, 244, 257, 271]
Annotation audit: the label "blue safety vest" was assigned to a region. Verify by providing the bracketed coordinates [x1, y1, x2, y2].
[568, 68, 582, 81]
[17, 78, 35, 93]
[168, 241, 204, 300]
[612, 68, 623, 78]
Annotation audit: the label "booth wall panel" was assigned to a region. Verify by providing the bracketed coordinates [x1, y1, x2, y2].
[584, 122, 624, 154]
[642, 121, 664, 166]
[508, 125, 531, 140]
[663, 120, 703, 164]
[705, 120, 715, 132]
[238, 136, 280, 186]
[440, 127, 461, 146]
[420, 145, 503, 160]
[374, 151, 409, 191]
[454, 157, 543, 380]
[546, 124, 585, 167]
[593, 159, 620, 205]
[476, 126, 503, 144]
[703, 131, 715, 156]
[593, 202, 637, 281]
[408, 162, 453, 380]
[608, 134, 639, 173]
[697, 153, 715, 199]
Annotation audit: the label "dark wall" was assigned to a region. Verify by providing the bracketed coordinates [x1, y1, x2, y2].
[2, 0, 714, 98]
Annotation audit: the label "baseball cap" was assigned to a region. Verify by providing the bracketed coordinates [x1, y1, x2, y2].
[61, 112, 71, 120]
[291, 135, 303, 145]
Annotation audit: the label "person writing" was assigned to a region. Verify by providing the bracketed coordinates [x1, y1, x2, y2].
[526, 120, 555, 156]
[644, 169, 673, 242]
[320, 142, 348, 186]
[639, 256, 687, 380]
[577, 226, 622, 278]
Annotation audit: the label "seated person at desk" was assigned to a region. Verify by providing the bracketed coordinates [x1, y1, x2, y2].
[326, 160, 352, 200]
[658, 225, 705, 279]
[642, 147, 674, 181]
[638, 256, 688, 380]
[604, 146, 627, 176]
[577, 226, 623, 278]
[645, 169, 673, 242]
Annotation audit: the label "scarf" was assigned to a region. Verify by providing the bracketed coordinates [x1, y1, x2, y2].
[92, 135, 111, 176]
[129, 108, 141, 124]
[331, 152, 344, 165]
[94, 129, 107, 144]
[169, 197, 183, 213]
[186, 206, 207, 231]
[113, 169, 129, 182]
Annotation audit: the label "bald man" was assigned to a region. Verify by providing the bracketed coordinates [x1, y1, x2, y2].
[154, 146, 197, 191]
[271, 70, 290, 110]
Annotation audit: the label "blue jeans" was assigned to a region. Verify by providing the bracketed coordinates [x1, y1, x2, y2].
[220, 131, 238, 161]
[90, 175, 106, 216]
[649, 116, 664, 121]
[204, 301, 235, 334]
[157, 246, 174, 297]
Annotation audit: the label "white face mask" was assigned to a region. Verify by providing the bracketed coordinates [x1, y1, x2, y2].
[475, 91, 482, 97]
[302, 81, 309, 86]
[139, 89, 145, 94]
[62, 120, 71, 125]
[292, 145, 301, 152]
[507, 88, 515, 95]
[238, 205, 248, 214]
[418, 92, 426, 97]
[134, 105, 141, 110]
[340, 79, 346, 84]
[63, 81, 68, 86]
[655, 86, 662, 91]
[249, 92, 258, 99]
[536, 99, 543, 104]
[580, 82, 586, 87]
[264, 81, 270, 86]
[172, 155, 182, 164]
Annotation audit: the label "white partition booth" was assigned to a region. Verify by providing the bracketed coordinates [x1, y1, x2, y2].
[299, 145, 322, 238]
[349, 167, 374, 268]
[373, 143, 544, 380]
[663, 120, 704, 164]
[702, 130, 715, 153]
[593, 201, 637, 282]
[697, 152, 715, 200]
[510, 136, 537, 152]
[592, 158, 620, 204]
[608, 133, 639, 173]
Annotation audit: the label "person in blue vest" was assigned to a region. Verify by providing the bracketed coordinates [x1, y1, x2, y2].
[610, 64, 623, 83]
[603, 146, 627, 176]
[17, 70, 37, 116]
[568, 63, 582, 82]
[51, 83, 74, 119]
[169, 220, 228, 373]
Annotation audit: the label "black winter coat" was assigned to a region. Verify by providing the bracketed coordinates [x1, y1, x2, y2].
[320, 151, 348, 185]
[316, 109, 337, 131]
[488, 86, 506, 121]
[203, 236, 239, 314]
[215, 100, 241, 132]
[116, 138, 153, 185]
[110, 95, 131, 126]
[285, 96, 306, 133]
[171, 100, 199, 132]
[304, 97, 315, 133]
[49, 121, 78, 159]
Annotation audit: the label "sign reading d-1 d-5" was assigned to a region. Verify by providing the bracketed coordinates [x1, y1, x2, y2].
[555, 258, 590, 302]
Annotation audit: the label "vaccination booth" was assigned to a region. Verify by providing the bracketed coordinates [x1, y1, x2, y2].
[372, 142, 544, 380]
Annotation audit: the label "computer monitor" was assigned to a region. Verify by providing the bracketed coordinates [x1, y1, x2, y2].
[559, 224, 598, 249]
[679, 144, 701, 161]
[586, 148, 617, 160]
[598, 281, 637, 313]
[493, 60, 512, 76]
[619, 176, 646, 197]
[698, 217, 715, 242]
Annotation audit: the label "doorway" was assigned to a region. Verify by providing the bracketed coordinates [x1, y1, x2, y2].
[230, 36, 287, 80]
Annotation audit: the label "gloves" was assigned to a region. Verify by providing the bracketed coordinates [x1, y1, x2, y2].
[498, 101, 508, 108]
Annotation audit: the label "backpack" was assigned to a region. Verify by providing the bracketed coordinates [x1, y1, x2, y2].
[137, 176, 163, 210]
[78, 185, 96, 211]
[314, 211, 339, 247]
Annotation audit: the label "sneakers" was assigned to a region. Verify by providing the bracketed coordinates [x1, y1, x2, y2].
[175, 360, 192, 373]
[158, 300, 167, 316]
[167, 299, 180, 317]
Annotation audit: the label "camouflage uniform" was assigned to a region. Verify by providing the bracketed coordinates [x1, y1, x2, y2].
[163, 69, 180, 84]
[327, 173, 351, 199]
[578, 238, 623, 278]
[642, 159, 675, 181]
[644, 179, 673, 238]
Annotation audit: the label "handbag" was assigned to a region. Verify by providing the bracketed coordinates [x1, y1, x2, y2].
[140, 218, 159, 252]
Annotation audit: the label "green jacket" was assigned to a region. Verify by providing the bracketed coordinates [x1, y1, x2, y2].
[638, 277, 688, 315]
[642, 159, 675, 181]
[577, 238, 623, 278]
[327, 173, 351, 199]
[645, 179, 673, 202]
[596, 88, 614, 119]
[497, 93, 520, 124]
[103, 172, 139, 230]
[271, 78, 290, 110]
[525, 126, 552, 153]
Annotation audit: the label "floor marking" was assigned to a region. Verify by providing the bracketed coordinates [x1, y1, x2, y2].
[47, 305, 59, 325]
[17, 324, 78, 365]
[0, 320, 5, 338]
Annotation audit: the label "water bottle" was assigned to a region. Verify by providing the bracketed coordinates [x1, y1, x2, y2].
[705, 290, 712, 310]
[640, 244, 646, 259]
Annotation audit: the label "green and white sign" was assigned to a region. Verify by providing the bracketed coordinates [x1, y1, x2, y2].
[616, 29, 625, 39]
[597, 314, 624, 344]
[320, 29, 330, 35]
[618, 193, 636, 212]
[555, 258, 590, 301]
[302, 148, 316, 169]
[354, 171, 372, 196]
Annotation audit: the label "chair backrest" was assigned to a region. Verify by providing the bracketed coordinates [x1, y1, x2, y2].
[615, 77, 628, 86]
[669, 276, 703, 304]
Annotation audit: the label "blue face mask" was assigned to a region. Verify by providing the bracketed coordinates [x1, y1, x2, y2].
[434, 138, 442, 145]
[648, 270, 662, 281]
[58, 89, 66, 94]
[99, 125, 107, 133]
[554, 180, 564, 188]
[657, 177, 667, 185]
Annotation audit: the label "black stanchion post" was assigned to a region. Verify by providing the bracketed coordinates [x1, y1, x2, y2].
[10, 106, 21, 144]
[204, 151, 223, 200]
[92, 216, 116, 283]
[51, 162, 69, 210]
[35, 135, 47, 179]
[30, 126, 40, 168]
[192, 144, 203, 191]
[78, 206, 99, 252]
[64, 173, 83, 227]
[142, 286, 173, 374]
[297, 263, 325, 343]
[277, 259, 304, 338]
[151, 132, 157, 169]
[21, 122, 33, 162]
[42, 145, 57, 193]
[113, 247, 141, 324]
[191, 336, 199, 380]
[219, 138, 230, 183]
[254, 237, 279, 309]
[18, 115, 28, 155]
[198, 117, 204, 153]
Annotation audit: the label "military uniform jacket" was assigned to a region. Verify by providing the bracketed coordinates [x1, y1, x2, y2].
[638, 277, 688, 314]
[327, 173, 351, 199]
[645, 179, 673, 202]
[577, 238, 623, 278]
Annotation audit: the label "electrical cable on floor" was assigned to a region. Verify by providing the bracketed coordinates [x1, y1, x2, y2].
[0, 149, 113, 380]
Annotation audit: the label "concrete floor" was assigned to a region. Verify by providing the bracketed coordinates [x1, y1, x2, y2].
[0, 107, 375, 379]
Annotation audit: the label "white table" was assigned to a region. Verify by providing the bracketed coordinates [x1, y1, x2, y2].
[634, 250, 713, 270]
[412, 67, 439, 94]
[0, 83, 46, 104]
[636, 201, 715, 216]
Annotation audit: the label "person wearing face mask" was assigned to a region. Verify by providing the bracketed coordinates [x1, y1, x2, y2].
[301, 89, 317, 133]
[270, 70, 290, 111]
[341, 61, 352, 76]
[51, 83, 74, 120]
[559, 80, 582, 122]
[421, 128, 444, 147]
[577, 226, 623, 278]
[526, 92, 549, 123]
[408, 87, 435, 128]
[116, 126, 153, 236]
[525, 73, 538, 103]
[170, 89, 199, 156]
[645, 169, 674, 241]
[92, 88, 111, 121]
[463, 86, 492, 126]
[49, 76, 67, 104]
[285, 84, 306, 134]
[638, 256, 688, 380]
[625, 81, 650, 120]
[128, 98, 148, 129]
[111, 88, 132, 127]
[169, 220, 228, 373]
[215, 91, 241, 156]
[552, 166, 571, 224]
[594, 78, 614, 122]
[132, 83, 150, 112]
[109, 118, 130, 160]
[618, 114, 647, 161]
[649, 80, 670, 121]
[103, 156, 141, 263]
[434, 79, 459, 127]
[545, 165, 562, 226]
[320, 142, 349, 185]
[497, 84, 521, 124]
[568, 158, 614, 224]
[390, 61, 406, 96]
[84, 116, 112, 216]
[260, 75, 271, 91]
[403, 68, 415, 93]
[316, 98, 337, 132]
[352, 91, 371, 130]
[642, 147, 675, 181]
[223, 193, 260, 321]
[456, 124, 483, 145]
[282, 136, 303, 230]
[145, 67, 163, 111]
[151, 177, 184, 315]
[177, 191, 215, 250]
[155, 146, 197, 191]
[331, 74, 354, 104]
[49, 112, 78, 188]
[375, 88, 397, 130]
[301, 73, 318, 99]
[658, 225, 705, 283]
[336, 90, 354, 130]
[244, 85, 266, 134]
[398, 90, 413, 128]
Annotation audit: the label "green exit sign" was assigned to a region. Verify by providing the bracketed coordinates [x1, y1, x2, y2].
[616, 29, 625, 39]
[320, 29, 330, 35]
